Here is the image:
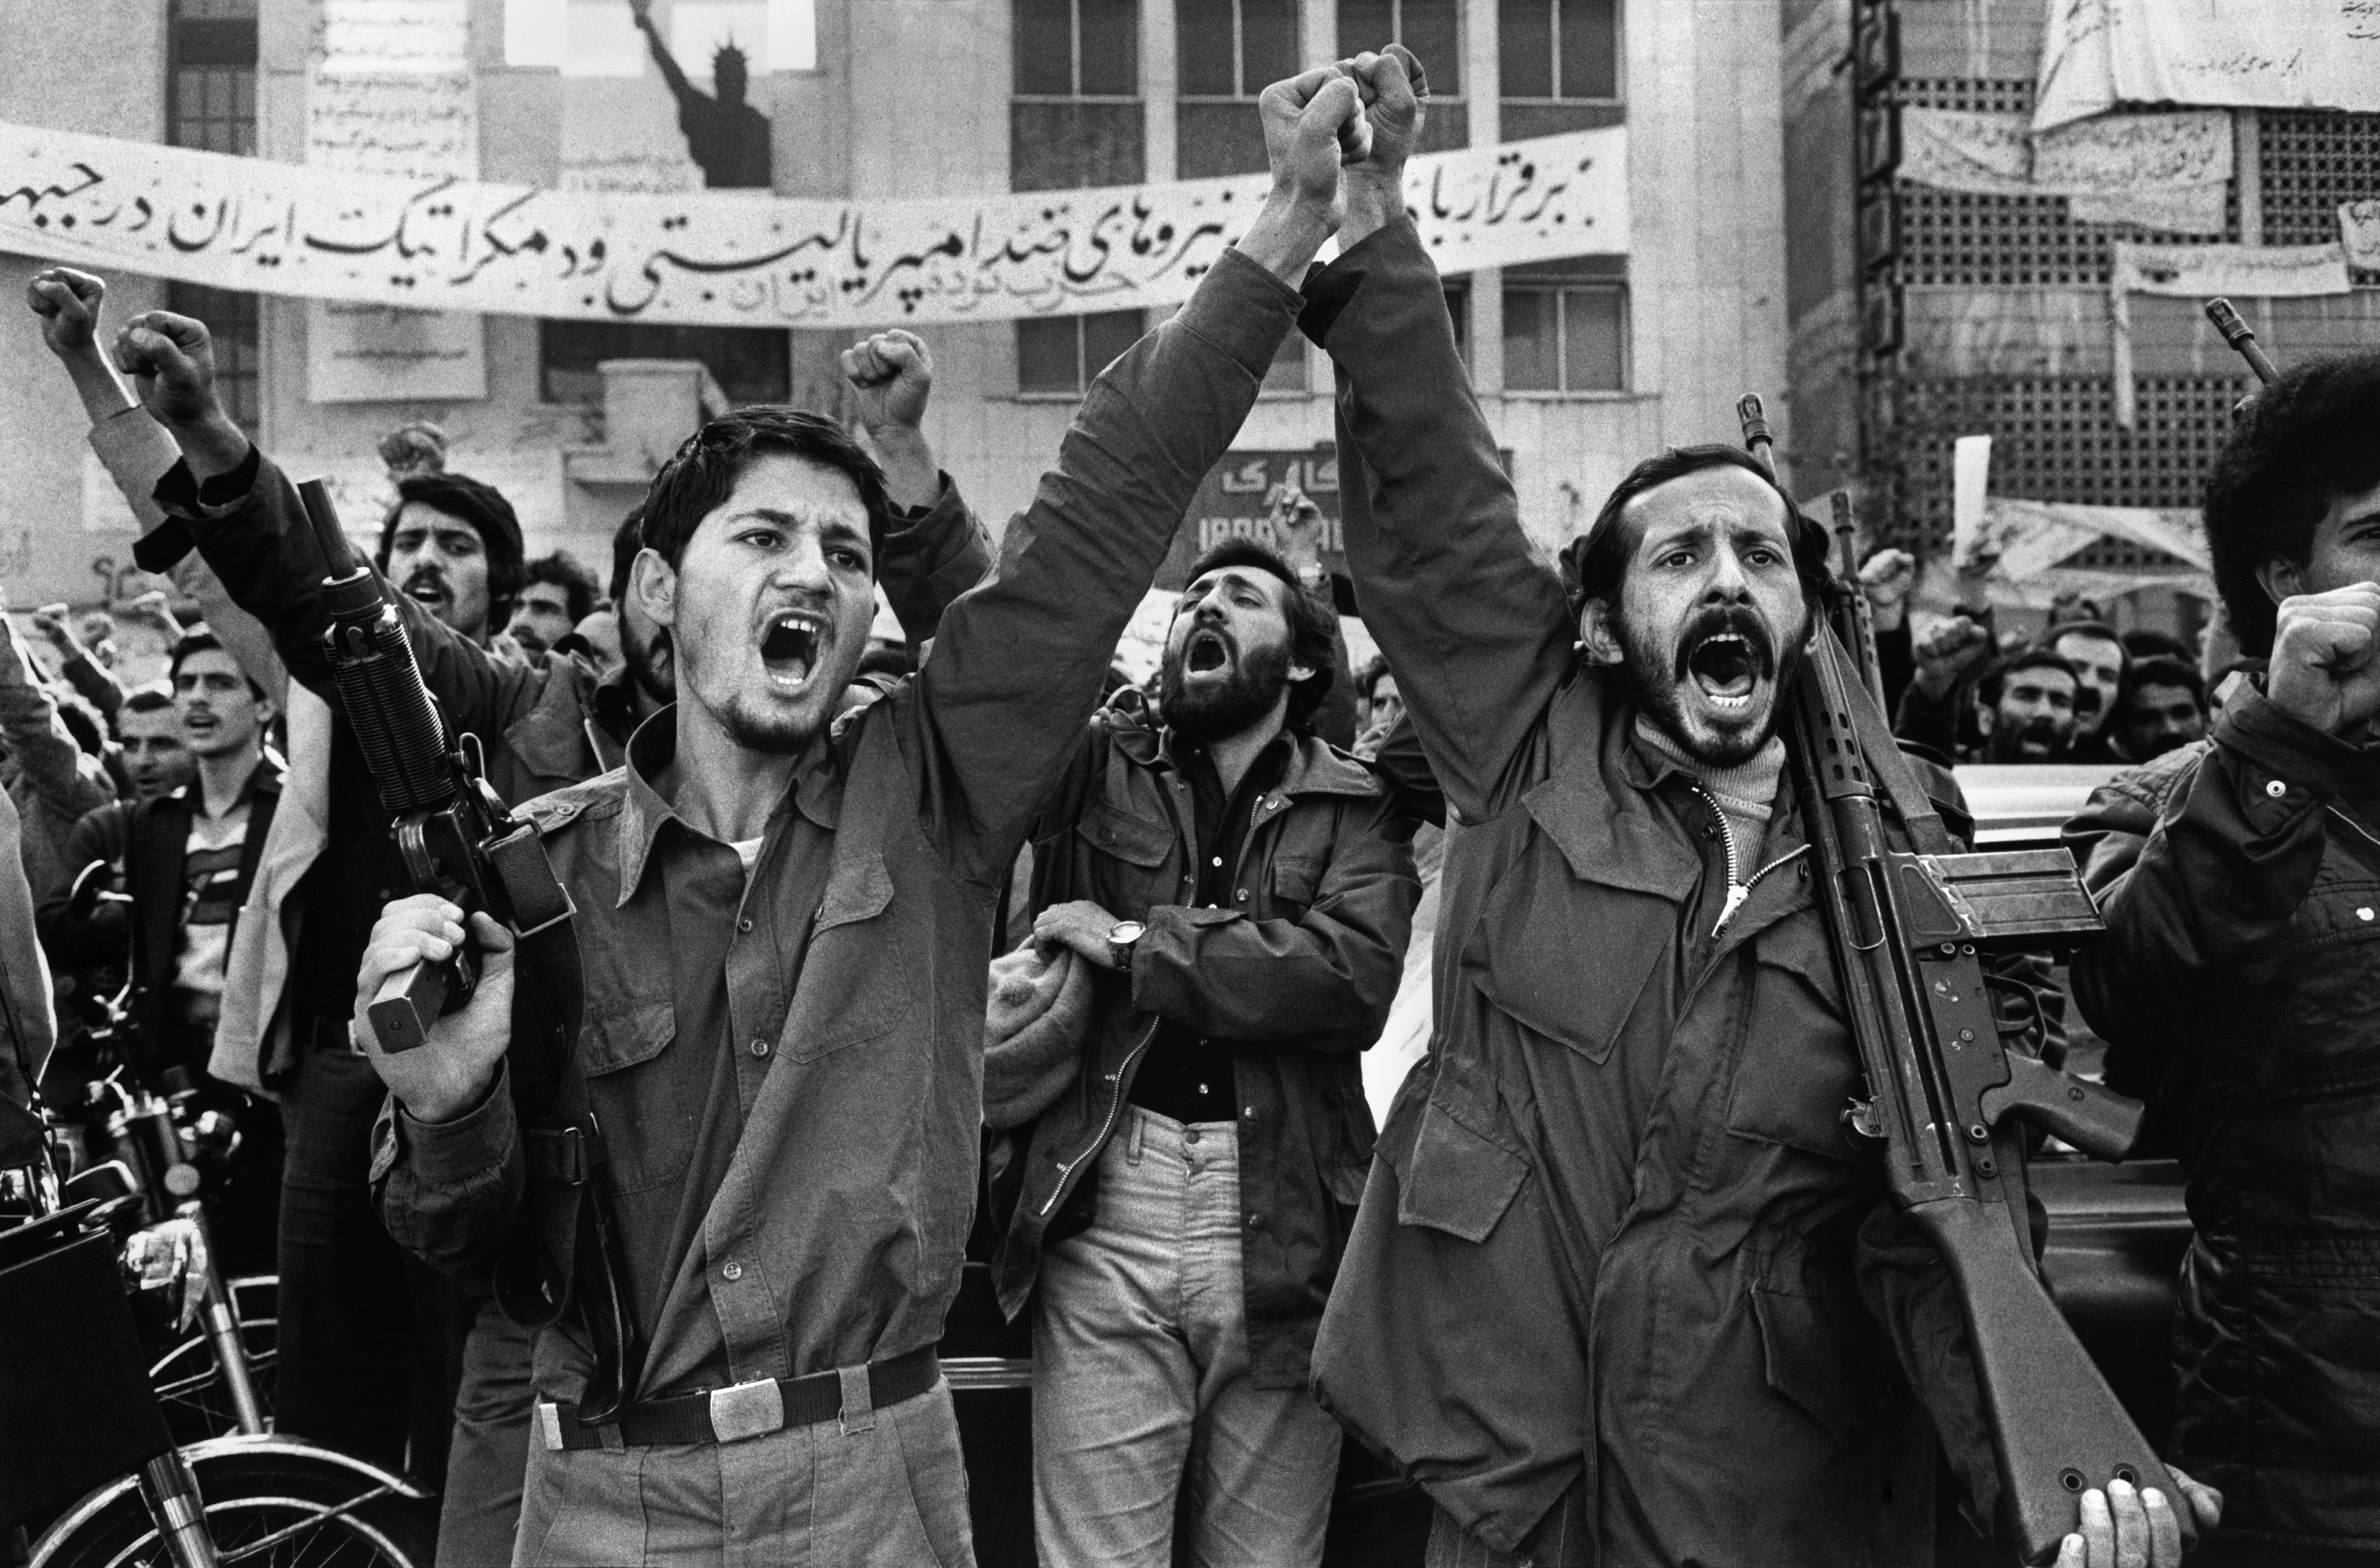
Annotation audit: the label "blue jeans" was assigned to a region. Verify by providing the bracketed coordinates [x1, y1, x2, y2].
[1031, 1107, 1341, 1568]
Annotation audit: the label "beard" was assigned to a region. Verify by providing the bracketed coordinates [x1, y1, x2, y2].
[717, 694, 821, 756]
[1162, 629, 1293, 744]
[1616, 599, 1804, 769]
[1987, 715, 2070, 763]
[622, 615, 674, 707]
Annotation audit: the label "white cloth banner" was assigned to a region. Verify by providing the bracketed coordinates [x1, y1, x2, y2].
[2342, 199, 2380, 272]
[1899, 107, 2231, 232]
[2034, 0, 2380, 131]
[0, 120, 1627, 329]
[306, 0, 486, 403]
[2106, 240, 2351, 427]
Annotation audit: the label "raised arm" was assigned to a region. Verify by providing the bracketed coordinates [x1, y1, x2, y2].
[630, 0, 700, 108]
[29, 266, 287, 705]
[898, 70, 1359, 883]
[109, 310, 548, 754]
[0, 610, 110, 837]
[841, 330, 997, 650]
[1303, 50, 1574, 823]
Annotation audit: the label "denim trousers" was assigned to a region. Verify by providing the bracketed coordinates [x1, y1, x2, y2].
[1031, 1107, 1341, 1568]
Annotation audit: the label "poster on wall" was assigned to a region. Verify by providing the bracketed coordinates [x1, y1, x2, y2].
[2033, 0, 2380, 130]
[306, 0, 487, 403]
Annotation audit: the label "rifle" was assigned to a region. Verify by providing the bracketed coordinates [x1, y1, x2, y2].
[2206, 297, 2280, 423]
[296, 481, 644, 1422]
[1735, 395, 1889, 711]
[293, 480, 574, 1051]
[1736, 403, 2176, 1563]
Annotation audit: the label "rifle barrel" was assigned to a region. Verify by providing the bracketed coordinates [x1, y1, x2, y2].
[2205, 298, 2280, 386]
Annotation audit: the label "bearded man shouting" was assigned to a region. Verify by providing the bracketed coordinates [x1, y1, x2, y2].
[989, 533, 1418, 1567]
[1306, 46, 2216, 1568]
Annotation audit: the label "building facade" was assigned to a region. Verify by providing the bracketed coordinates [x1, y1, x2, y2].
[1781, 0, 2380, 637]
[0, 0, 1792, 612]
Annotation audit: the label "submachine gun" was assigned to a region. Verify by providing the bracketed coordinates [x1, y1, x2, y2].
[1735, 399, 2176, 1563]
[296, 480, 645, 1423]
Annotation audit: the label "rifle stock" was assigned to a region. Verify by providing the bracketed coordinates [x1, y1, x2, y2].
[1914, 1198, 2179, 1564]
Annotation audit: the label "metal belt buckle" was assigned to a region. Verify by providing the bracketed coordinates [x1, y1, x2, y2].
[708, 1378, 785, 1444]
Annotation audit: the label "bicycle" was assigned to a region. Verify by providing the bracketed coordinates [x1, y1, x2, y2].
[1, 1082, 436, 1568]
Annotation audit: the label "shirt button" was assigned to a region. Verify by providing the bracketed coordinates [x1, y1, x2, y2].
[721, 1260, 743, 1281]
[738, 916, 754, 933]
[1211, 856, 1223, 867]
[750, 1039, 771, 1058]
[2266, 779, 2288, 799]
[2360, 908, 2375, 922]
[1184, 1128, 1201, 1144]
[1246, 1213, 1264, 1229]
[1242, 1105, 1257, 1121]
[1236, 888, 1249, 901]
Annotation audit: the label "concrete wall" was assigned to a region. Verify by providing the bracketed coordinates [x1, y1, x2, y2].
[0, 0, 1791, 604]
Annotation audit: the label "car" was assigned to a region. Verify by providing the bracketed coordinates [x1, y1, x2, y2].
[939, 762, 2194, 1567]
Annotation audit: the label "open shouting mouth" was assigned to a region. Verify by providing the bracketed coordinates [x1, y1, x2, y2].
[1183, 626, 1233, 680]
[760, 610, 826, 693]
[1675, 611, 1776, 718]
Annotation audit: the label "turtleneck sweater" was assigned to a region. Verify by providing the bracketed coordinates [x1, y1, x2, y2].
[1632, 718, 1787, 862]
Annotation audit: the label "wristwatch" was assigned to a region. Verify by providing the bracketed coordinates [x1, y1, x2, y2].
[1106, 920, 1146, 972]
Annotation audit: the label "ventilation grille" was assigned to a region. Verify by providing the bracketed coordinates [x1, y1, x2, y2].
[1891, 374, 2251, 562]
[2261, 109, 2380, 282]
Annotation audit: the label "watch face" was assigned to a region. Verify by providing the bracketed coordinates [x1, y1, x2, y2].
[1110, 921, 1146, 943]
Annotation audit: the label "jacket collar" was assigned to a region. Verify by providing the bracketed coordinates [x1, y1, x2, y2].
[1107, 695, 1385, 805]
[614, 703, 840, 906]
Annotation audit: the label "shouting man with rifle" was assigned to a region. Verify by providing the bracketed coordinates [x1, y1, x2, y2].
[1306, 47, 2220, 1568]
[318, 69, 1359, 1564]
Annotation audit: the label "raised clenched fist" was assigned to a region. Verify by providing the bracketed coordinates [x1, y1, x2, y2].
[2268, 583, 2380, 737]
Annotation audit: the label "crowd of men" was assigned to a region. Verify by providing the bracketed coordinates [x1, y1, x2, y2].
[1, 45, 2375, 1568]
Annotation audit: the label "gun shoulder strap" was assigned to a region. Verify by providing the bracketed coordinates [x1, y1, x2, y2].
[484, 815, 648, 1421]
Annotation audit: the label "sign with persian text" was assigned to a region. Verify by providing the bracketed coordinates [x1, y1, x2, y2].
[0, 120, 1627, 330]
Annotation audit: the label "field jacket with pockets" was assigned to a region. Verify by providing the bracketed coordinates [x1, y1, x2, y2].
[987, 706, 1419, 1387]
[1304, 216, 2014, 1566]
[2065, 685, 2380, 1549]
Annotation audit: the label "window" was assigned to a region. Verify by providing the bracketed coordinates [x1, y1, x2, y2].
[1335, 0, 1467, 149]
[1498, 0, 1616, 102]
[1177, 0, 1299, 177]
[538, 321, 791, 405]
[1503, 262, 1625, 392]
[1443, 281, 1470, 368]
[1017, 310, 1148, 396]
[169, 0, 260, 429]
[1013, 0, 1145, 190]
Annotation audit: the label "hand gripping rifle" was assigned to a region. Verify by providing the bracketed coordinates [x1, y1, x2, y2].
[1735, 402, 2174, 1563]
[295, 480, 645, 1422]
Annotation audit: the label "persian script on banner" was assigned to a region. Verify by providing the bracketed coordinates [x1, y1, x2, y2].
[0, 120, 1627, 330]
[2034, 0, 2380, 130]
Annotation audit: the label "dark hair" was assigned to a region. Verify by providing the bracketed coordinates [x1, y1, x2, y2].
[521, 550, 600, 627]
[610, 506, 646, 605]
[54, 692, 104, 758]
[2118, 655, 2206, 713]
[1557, 445, 1833, 619]
[2204, 350, 2380, 655]
[1979, 647, 2079, 709]
[1354, 653, 1392, 704]
[640, 408, 892, 573]
[168, 630, 266, 701]
[1180, 536, 1339, 730]
[377, 471, 528, 629]
[121, 687, 176, 718]
[2120, 628, 2195, 664]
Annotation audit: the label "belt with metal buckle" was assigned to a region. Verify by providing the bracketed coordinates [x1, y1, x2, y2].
[535, 1345, 939, 1450]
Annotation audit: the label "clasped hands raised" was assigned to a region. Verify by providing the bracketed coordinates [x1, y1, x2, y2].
[1233, 44, 1428, 280]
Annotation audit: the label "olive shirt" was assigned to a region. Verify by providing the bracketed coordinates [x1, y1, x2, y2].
[371, 245, 1310, 1409]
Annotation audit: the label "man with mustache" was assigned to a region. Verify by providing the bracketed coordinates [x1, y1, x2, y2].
[64, 279, 981, 1563]
[1977, 648, 2082, 764]
[1303, 47, 2213, 1568]
[337, 69, 1359, 1564]
[985, 535, 1416, 1566]
[2049, 621, 2130, 764]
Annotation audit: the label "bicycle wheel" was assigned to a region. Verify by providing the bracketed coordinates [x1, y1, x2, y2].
[31, 1435, 436, 1568]
[147, 1277, 277, 1442]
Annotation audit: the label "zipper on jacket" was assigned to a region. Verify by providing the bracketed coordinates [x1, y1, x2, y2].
[1041, 1015, 1162, 1217]
[1687, 782, 1810, 937]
